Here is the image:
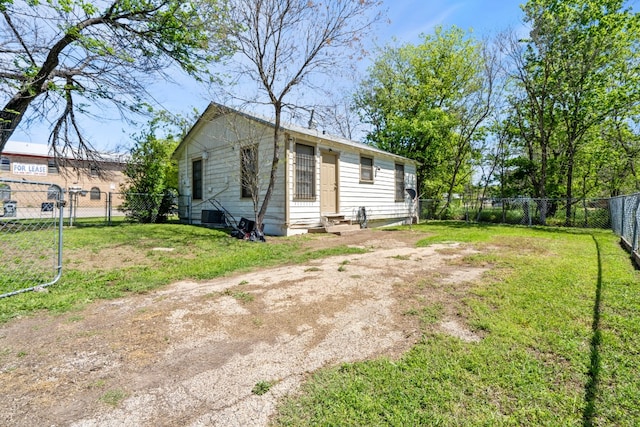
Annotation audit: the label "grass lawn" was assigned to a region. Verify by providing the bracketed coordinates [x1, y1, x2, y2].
[0, 222, 365, 323]
[273, 223, 640, 426]
[1, 221, 638, 425]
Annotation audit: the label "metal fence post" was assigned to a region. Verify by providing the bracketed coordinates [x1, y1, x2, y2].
[621, 197, 626, 237]
[108, 192, 112, 225]
[632, 199, 637, 252]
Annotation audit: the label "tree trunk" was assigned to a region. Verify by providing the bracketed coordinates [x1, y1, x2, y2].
[565, 146, 575, 227]
[0, 29, 81, 153]
[256, 103, 282, 233]
[1, 96, 32, 153]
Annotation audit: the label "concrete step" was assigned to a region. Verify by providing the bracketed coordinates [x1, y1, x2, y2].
[324, 223, 362, 235]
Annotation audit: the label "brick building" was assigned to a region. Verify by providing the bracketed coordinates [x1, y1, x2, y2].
[0, 141, 128, 210]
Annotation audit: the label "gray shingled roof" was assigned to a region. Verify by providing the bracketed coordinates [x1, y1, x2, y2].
[175, 102, 418, 165]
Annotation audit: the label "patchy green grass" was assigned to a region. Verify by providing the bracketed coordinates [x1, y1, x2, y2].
[0, 223, 367, 323]
[252, 380, 276, 396]
[273, 223, 640, 426]
[337, 260, 350, 272]
[223, 289, 255, 303]
[3, 221, 639, 425]
[99, 389, 127, 407]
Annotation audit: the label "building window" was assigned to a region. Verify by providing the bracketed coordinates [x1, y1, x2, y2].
[47, 159, 59, 175]
[240, 145, 258, 198]
[395, 163, 405, 201]
[294, 143, 315, 200]
[0, 184, 10, 201]
[192, 159, 203, 200]
[47, 185, 59, 200]
[0, 156, 9, 171]
[360, 156, 374, 183]
[90, 164, 99, 176]
[90, 187, 101, 200]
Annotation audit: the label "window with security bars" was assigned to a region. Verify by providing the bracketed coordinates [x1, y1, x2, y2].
[90, 187, 101, 200]
[395, 163, 405, 201]
[47, 185, 59, 200]
[360, 156, 374, 182]
[1, 156, 9, 171]
[47, 159, 59, 174]
[0, 183, 10, 201]
[295, 143, 315, 200]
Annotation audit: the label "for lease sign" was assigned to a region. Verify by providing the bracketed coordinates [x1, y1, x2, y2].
[12, 163, 47, 176]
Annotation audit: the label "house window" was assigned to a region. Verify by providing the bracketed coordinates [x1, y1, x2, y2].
[47, 185, 59, 200]
[192, 159, 203, 200]
[90, 164, 99, 176]
[241, 145, 258, 198]
[360, 156, 374, 183]
[0, 156, 9, 171]
[395, 163, 405, 201]
[90, 187, 101, 200]
[0, 184, 10, 201]
[294, 143, 315, 200]
[48, 159, 59, 174]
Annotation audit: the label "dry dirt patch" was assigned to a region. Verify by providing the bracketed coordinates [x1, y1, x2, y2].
[0, 230, 488, 427]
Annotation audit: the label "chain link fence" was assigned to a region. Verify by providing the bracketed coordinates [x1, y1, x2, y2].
[60, 191, 180, 225]
[609, 193, 640, 261]
[0, 179, 64, 297]
[419, 197, 612, 229]
[3, 185, 639, 297]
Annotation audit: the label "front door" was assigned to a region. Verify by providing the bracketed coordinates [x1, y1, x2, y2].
[321, 152, 338, 214]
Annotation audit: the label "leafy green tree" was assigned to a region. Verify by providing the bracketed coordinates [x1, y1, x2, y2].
[120, 115, 187, 223]
[499, 28, 559, 206]
[504, 0, 640, 223]
[590, 115, 640, 196]
[0, 0, 234, 159]
[355, 26, 496, 214]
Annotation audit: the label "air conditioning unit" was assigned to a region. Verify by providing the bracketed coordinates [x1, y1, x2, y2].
[201, 210, 225, 224]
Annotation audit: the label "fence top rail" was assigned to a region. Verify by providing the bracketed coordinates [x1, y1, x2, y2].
[0, 178, 63, 192]
[609, 193, 640, 201]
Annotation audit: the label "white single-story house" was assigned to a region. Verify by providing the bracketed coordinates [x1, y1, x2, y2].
[172, 102, 419, 236]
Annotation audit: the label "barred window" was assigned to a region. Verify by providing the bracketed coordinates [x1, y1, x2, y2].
[0, 184, 10, 201]
[360, 156, 374, 182]
[48, 159, 59, 174]
[295, 144, 315, 200]
[1, 156, 9, 171]
[241, 145, 258, 198]
[47, 185, 59, 200]
[192, 159, 203, 200]
[395, 163, 405, 201]
[90, 187, 101, 200]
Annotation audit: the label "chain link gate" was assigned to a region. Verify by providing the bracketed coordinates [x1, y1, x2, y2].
[0, 179, 64, 298]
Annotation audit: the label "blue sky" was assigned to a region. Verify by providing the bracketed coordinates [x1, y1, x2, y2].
[381, 0, 526, 45]
[12, 1, 530, 151]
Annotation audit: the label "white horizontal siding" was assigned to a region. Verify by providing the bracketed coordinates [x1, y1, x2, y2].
[178, 114, 286, 234]
[177, 107, 418, 235]
[337, 151, 417, 222]
[287, 142, 418, 226]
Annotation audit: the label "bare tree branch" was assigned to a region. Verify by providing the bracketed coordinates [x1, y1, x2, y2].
[0, 0, 234, 167]
[220, 0, 383, 230]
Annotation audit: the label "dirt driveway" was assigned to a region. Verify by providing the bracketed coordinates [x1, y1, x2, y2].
[0, 230, 486, 426]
